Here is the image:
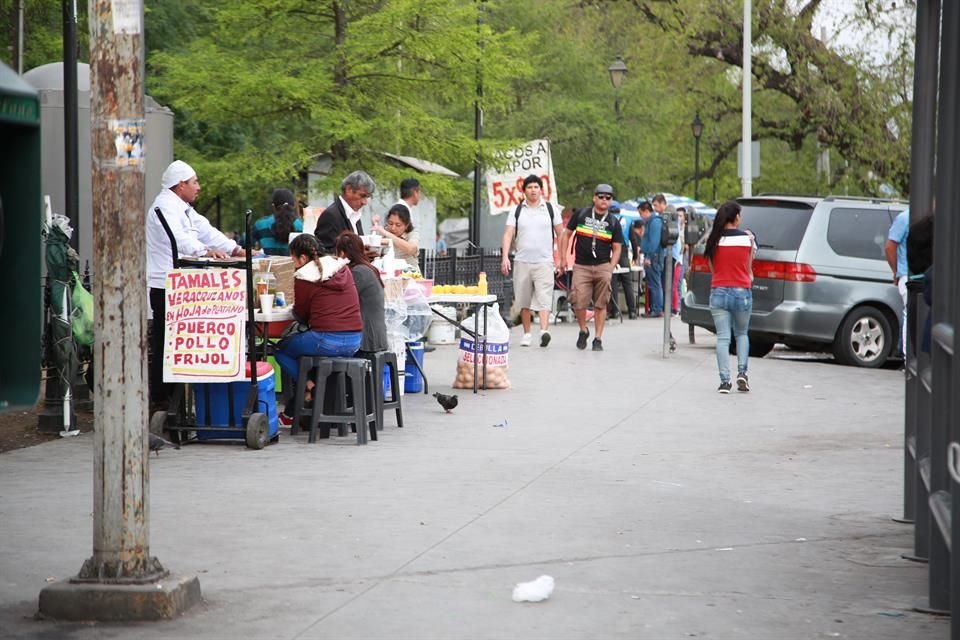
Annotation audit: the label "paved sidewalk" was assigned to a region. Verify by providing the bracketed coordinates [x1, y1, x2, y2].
[0, 318, 946, 639]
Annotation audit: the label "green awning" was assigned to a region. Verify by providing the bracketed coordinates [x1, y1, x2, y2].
[0, 62, 39, 126]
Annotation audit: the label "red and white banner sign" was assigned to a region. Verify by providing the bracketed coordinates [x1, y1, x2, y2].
[162, 268, 247, 383]
[486, 139, 559, 216]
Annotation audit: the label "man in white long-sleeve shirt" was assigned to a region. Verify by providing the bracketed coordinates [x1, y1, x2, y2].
[146, 160, 245, 407]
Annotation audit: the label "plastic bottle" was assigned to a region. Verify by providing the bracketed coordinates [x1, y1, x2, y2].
[477, 271, 488, 295]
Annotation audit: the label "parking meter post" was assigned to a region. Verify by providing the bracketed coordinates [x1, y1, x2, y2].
[662, 251, 673, 358]
[38, 0, 200, 621]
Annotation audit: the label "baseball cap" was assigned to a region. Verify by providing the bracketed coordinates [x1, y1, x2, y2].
[594, 183, 614, 196]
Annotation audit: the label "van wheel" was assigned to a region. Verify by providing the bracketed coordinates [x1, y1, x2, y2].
[833, 307, 892, 368]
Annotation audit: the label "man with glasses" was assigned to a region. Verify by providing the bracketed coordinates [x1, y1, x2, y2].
[560, 184, 624, 351]
[314, 170, 376, 254]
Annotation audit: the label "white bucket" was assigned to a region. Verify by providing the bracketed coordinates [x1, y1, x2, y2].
[427, 305, 457, 344]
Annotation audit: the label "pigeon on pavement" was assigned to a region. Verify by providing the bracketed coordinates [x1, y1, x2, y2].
[433, 392, 458, 413]
[149, 433, 180, 456]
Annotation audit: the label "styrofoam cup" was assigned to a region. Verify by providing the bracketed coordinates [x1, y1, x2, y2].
[259, 294, 274, 310]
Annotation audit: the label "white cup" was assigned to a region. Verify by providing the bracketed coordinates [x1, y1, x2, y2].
[259, 294, 274, 311]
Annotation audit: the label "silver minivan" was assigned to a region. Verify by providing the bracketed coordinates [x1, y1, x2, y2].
[681, 195, 907, 367]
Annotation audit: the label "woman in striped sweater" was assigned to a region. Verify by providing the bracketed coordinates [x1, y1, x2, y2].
[704, 201, 757, 393]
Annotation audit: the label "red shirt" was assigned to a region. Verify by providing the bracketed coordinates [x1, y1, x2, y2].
[293, 266, 363, 332]
[711, 230, 754, 288]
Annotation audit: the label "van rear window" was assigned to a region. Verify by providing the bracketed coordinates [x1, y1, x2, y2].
[737, 200, 814, 251]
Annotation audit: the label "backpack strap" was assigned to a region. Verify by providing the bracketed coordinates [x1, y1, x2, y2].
[514, 201, 557, 240]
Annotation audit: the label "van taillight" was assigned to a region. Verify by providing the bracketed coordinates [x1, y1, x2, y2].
[692, 254, 711, 273]
[753, 260, 817, 282]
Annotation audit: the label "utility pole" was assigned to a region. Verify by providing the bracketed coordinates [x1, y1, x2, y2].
[63, 0, 80, 251]
[741, 0, 752, 197]
[470, 0, 485, 248]
[39, 0, 199, 620]
[17, 0, 25, 74]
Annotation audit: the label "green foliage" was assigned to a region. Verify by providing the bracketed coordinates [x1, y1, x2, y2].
[0, 0, 89, 70]
[145, 0, 534, 227]
[7, 0, 917, 226]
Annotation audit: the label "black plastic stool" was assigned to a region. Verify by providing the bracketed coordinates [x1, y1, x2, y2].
[363, 351, 404, 431]
[291, 357, 377, 445]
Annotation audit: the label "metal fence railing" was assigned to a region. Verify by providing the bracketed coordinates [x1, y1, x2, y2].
[420, 248, 514, 323]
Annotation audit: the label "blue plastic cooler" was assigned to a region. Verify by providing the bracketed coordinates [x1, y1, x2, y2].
[195, 360, 278, 441]
[404, 342, 425, 393]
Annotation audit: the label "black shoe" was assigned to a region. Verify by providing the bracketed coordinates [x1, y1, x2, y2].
[576, 330, 589, 350]
[423, 345, 437, 353]
[641, 312, 663, 318]
[717, 381, 732, 394]
[592, 338, 603, 351]
[540, 331, 551, 348]
[628, 311, 638, 320]
[736, 373, 750, 392]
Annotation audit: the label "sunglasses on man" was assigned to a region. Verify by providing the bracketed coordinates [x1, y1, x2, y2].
[595, 193, 613, 200]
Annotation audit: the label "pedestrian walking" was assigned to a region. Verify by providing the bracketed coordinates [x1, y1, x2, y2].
[501, 174, 564, 347]
[639, 195, 666, 317]
[608, 205, 638, 319]
[560, 183, 624, 352]
[884, 207, 910, 356]
[704, 200, 756, 393]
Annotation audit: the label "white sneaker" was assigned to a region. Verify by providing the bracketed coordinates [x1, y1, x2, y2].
[520, 333, 532, 347]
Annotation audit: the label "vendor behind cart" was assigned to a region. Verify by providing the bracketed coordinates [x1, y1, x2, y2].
[146, 160, 246, 409]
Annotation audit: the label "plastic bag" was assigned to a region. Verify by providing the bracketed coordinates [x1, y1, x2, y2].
[70, 271, 94, 346]
[401, 283, 433, 342]
[453, 302, 510, 390]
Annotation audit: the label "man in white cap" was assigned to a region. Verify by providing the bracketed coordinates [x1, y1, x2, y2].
[146, 160, 244, 408]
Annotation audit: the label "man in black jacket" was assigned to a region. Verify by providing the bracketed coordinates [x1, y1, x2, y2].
[314, 170, 376, 253]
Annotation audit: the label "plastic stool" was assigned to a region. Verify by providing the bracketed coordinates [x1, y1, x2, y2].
[363, 351, 404, 431]
[291, 357, 377, 445]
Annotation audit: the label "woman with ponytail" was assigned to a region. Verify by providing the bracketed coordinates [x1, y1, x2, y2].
[703, 200, 757, 393]
[253, 188, 304, 256]
[275, 234, 362, 425]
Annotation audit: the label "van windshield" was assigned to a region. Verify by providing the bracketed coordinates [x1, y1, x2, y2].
[737, 200, 815, 251]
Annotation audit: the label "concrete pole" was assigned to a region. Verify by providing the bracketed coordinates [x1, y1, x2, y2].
[39, 0, 200, 620]
[741, 0, 752, 197]
[84, 0, 156, 583]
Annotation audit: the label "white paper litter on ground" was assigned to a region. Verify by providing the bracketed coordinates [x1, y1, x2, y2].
[512, 575, 555, 602]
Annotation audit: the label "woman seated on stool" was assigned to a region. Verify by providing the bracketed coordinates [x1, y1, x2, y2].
[277, 234, 363, 426]
[372, 204, 420, 270]
[336, 231, 388, 358]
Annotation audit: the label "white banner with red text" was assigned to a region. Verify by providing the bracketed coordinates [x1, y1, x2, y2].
[162, 268, 248, 383]
[485, 139, 559, 216]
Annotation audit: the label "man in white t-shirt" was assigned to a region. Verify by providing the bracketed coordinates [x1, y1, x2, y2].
[501, 174, 564, 347]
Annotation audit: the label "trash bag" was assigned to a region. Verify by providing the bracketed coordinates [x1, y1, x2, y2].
[453, 302, 510, 390]
[43, 216, 80, 388]
[70, 271, 94, 346]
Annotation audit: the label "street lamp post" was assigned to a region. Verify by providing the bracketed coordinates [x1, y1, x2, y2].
[608, 55, 627, 167]
[691, 112, 703, 201]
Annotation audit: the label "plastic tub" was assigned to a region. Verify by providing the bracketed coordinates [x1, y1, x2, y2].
[195, 360, 278, 440]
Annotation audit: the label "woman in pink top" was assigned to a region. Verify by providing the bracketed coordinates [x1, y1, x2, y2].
[704, 201, 756, 394]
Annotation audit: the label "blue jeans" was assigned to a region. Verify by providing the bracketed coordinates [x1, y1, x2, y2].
[710, 287, 752, 383]
[645, 255, 664, 314]
[274, 330, 363, 383]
